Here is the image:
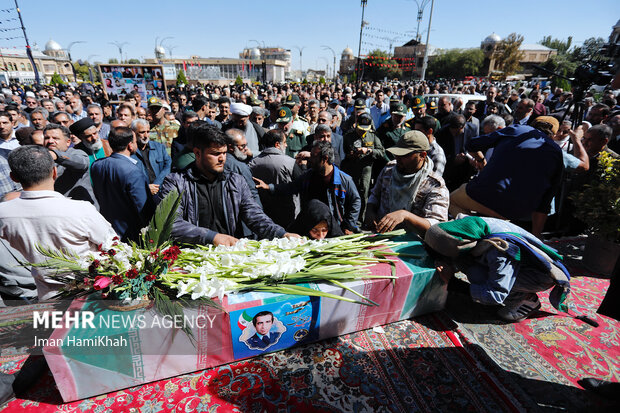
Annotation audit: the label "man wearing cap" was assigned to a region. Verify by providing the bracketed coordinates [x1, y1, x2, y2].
[222, 102, 264, 156]
[148, 97, 179, 155]
[364, 130, 449, 235]
[284, 94, 310, 158]
[406, 96, 441, 132]
[342, 98, 369, 134]
[69, 117, 106, 166]
[376, 102, 411, 150]
[342, 112, 386, 220]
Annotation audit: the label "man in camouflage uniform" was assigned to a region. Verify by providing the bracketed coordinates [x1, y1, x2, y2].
[148, 97, 179, 155]
[283, 94, 309, 158]
[406, 96, 441, 132]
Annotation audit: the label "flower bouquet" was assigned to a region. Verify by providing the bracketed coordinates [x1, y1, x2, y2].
[30, 190, 414, 333]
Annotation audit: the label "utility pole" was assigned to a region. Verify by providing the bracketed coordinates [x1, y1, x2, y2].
[109, 41, 128, 64]
[322, 45, 337, 82]
[356, 0, 368, 86]
[420, 0, 434, 81]
[293, 46, 305, 79]
[14, 0, 40, 85]
[414, 0, 431, 43]
[66, 41, 85, 82]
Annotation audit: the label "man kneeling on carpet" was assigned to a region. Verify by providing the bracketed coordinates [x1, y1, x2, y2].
[424, 216, 571, 322]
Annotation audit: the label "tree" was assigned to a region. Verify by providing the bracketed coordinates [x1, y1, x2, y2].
[176, 70, 188, 86]
[49, 72, 64, 86]
[493, 33, 525, 77]
[108, 58, 118, 64]
[234, 75, 244, 86]
[540, 36, 573, 54]
[362, 49, 402, 81]
[319, 76, 326, 84]
[127, 58, 140, 64]
[427, 48, 484, 79]
[572, 37, 610, 64]
[73, 62, 91, 82]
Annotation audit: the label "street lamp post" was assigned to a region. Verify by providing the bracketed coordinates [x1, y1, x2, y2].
[420, 0, 435, 81]
[109, 41, 128, 64]
[66, 41, 85, 82]
[413, 0, 431, 43]
[293, 46, 305, 79]
[318, 57, 329, 80]
[322, 45, 337, 82]
[356, 0, 368, 85]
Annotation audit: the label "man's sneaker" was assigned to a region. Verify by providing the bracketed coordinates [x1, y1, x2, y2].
[497, 293, 541, 322]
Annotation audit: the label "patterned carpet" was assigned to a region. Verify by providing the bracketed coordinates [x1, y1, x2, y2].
[1, 237, 618, 412]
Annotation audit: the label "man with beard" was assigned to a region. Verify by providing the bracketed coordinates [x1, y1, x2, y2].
[69, 118, 105, 165]
[29, 108, 48, 131]
[222, 103, 264, 156]
[364, 130, 449, 235]
[216, 97, 231, 124]
[90, 126, 154, 242]
[157, 123, 295, 247]
[283, 94, 310, 158]
[224, 128, 261, 205]
[131, 119, 171, 196]
[254, 140, 361, 234]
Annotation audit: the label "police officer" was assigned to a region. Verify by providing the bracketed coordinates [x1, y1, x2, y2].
[283, 94, 309, 158]
[342, 113, 386, 221]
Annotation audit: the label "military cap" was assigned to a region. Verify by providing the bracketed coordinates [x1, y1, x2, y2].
[412, 96, 426, 109]
[284, 94, 301, 107]
[387, 130, 431, 156]
[276, 106, 293, 123]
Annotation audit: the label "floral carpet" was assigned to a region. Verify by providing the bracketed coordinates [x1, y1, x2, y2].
[2, 313, 531, 413]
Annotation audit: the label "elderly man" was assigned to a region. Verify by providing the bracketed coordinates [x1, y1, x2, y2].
[513, 98, 535, 126]
[86, 103, 111, 156]
[255, 141, 361, 234]
[435, 96, 457, 126]
[131, 118, 171, 195]
[249, 129, 302, 228]
[222, 102, 264, 156]
[223, 128, 261, 205]
[148, 97, 179, 155]
[69, 117, 105, 164]
[157, 123, 295, 246]
[69, 95, 87, 121]
[364, 130, 449, 235]
[29, 108, 48, 131]
[0, 145, 116, 300]
[43, 123, 95, 204]
[51, 111, 73, 130]
[91, 126, 155, 242]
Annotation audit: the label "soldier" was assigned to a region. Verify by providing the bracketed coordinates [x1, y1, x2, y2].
[342, 113, 386, 221]
[406, 96, 441, 132]
[147, 97, 179, 155]
[283, 94, 310, 158]
[376, 102, 411, 150]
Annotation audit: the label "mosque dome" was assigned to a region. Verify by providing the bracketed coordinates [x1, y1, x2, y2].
[342, 47, 354, 59]
[45, 39, 62, 52]
[249, 47, 261, 59]
[155, 45, 166, 59]
[482, 33, 502, 44]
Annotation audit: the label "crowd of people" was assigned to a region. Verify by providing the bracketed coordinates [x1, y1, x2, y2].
[0, 77, 618, 324]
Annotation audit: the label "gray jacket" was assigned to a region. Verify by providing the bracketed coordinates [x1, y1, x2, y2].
[157, 166, 286, 244]
[249, 147, 302, 228]
[52, 147, 97, 207]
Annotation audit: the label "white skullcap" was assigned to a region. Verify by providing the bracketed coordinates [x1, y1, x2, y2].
[230, 102, 252, 116]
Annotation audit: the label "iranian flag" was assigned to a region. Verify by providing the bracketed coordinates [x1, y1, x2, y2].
[237, 311, 252, 330]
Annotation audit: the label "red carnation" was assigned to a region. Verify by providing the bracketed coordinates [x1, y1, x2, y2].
[145, 273, 156, 282]
[125, 268, 139, 279]
[112, 274, 124, 284]
[108, 249, 116, 256]
[162, 246, 181, 263]
[83, 277, 91, 285]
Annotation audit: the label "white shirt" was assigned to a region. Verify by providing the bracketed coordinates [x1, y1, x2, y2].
[0, 190, 116, 299]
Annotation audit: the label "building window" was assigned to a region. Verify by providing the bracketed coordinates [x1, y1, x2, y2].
[20, 63, 26, 70]
[27, 63, 32, 71]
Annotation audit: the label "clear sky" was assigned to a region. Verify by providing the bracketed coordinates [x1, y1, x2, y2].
[4, 0, 619, 71]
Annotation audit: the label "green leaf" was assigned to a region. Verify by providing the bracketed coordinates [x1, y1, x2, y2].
[140, 190, 182, 248]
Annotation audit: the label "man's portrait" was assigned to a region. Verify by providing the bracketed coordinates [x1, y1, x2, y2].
[243, 311, 283, 350]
